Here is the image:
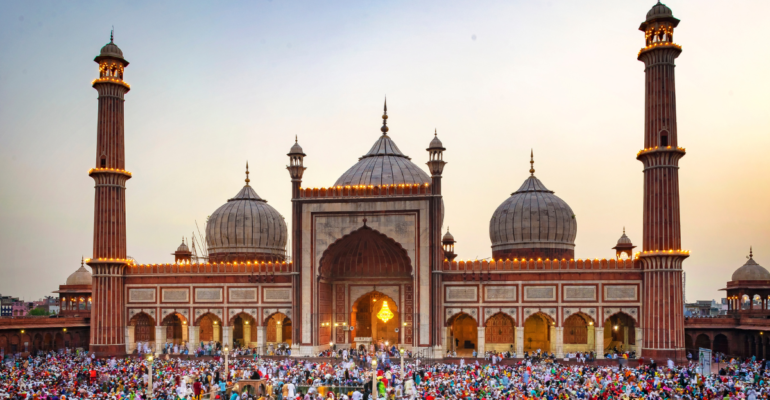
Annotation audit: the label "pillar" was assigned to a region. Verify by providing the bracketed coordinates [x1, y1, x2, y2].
[256, 326, 266, 353]
[587, 325, 595, 350]
[222, 326, 233, 348]
[595, 327, 604, 359]
[477, 327, 485, 356]
[243, 324, 251, 348]
[276, 321, 283, 343]
[188, 326, 199, 353]
[155, 326, 166, 355]
[555, 327, 564, 358]
[624, 327, 629, 351]
[213, 325, 221, 342]
[636, 328, 643, 356]
[515, 327, 524, 356]
[182, 325, 189, 343]
[126, 326, 135, 354]
[442, 327, 449, 354]
[549, 326, 556, 354]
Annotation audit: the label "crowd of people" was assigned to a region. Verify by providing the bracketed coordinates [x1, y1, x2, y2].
[1, 347, 770, 399]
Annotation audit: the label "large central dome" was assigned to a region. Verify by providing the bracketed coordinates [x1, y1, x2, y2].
[206, 166, 288, 263]
[334, 103, 431, 187]
[489, 155, 577, 260]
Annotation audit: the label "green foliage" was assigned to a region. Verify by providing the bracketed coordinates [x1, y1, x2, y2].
[28, 308, 49, 316]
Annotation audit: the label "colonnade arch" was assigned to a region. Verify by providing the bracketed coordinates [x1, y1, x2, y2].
[484, 312, 515, 353]
[447, 312, 478, 356]
[523, 312, 553, 354]
[604, 312, 636, 353]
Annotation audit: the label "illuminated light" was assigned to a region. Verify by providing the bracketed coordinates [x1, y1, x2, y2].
[377, 301, 395, 323]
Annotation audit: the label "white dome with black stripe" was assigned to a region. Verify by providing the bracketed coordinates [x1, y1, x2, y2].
[334, 101, 431, 187]
[206, 167, 287, 262]
[489, 154, 577, 260]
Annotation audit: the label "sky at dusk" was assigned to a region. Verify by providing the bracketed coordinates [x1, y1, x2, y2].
[0, 0, 769, 302]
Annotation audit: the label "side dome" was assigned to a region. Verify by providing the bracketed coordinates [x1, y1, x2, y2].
[206, 167, 288, 263]
[334, 102, 431, 187]
[66, 260, 93, 286]
[731, 250, 770, 281]
[489, 154, 576, 260]
[646, 2, 673, 21]
[94, 33, 128, 64]
[176, 240, 190, 253]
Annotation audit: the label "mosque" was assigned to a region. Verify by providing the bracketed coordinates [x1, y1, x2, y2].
[75, 2, 689, 361]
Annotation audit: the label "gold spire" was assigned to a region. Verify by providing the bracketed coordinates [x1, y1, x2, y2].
[529, 149, 535, 176]
[381, 98, 389, 134]
[245, 162, 250, 186]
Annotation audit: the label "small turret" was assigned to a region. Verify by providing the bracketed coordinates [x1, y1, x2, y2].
[442, 228, 457, 262]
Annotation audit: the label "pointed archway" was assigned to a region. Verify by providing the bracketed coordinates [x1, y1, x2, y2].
[317, 226, 413, 349]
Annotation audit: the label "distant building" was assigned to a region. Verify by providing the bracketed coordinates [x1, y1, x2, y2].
[11, 302, 32, 317]
[0, 295, 19, 317]
[685, 249, 770, 358]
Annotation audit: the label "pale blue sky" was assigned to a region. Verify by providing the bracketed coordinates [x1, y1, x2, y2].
[1, 0, 769, 301]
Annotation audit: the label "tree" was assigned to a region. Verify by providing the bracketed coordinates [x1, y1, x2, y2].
[28, 308, 49, 316]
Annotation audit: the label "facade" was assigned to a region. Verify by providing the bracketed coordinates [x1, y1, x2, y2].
[82, 3, 689, 361]
[0, 317, 90, 356]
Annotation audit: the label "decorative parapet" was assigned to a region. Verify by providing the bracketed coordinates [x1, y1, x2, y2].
[298, 183, 430, 199]
[442, 258, 639, 272]
[125, 261, 293, 275]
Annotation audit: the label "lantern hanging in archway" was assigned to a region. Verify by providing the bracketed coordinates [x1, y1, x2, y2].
[377, 301, 394, 323]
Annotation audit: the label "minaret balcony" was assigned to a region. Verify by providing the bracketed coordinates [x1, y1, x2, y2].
[637, 42, 681, 56]
[91, 77, 131, 89]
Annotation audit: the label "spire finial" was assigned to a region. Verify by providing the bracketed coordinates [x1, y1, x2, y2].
[434, 128, 437, 137]
[81, 256, 84, 267]
[623, 226, 626, 235]
[245, 162, 250, 186]
[750, 246, 754, 259]
[295, 135, 298, 143]
[381, 98, 389, 134]
[529, 149, 535, 176]
[110, 26, 114, 43]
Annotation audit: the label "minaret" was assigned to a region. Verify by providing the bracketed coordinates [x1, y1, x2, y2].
[287, 136, 306, 348]
[636, 2, 688, 362]
[426, 128, 446, 353]
[87, 31, 131, 356]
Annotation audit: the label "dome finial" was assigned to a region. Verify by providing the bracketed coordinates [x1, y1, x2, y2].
[81, 256, 84, 267]
[381, 98, 389, 134]
[295, 135, 298, 143]
[245, 162, 251, 186]
[110, 26, 114, 43]
[623, 226, 626, 234]
[750, 246, 754, 259]
[529, 149, 535, 176]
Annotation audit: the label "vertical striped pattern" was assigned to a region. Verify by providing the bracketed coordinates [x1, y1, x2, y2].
[638, 37, 686, 360]
[90, 80, 130, 354]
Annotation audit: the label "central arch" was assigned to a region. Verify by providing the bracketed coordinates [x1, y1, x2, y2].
[319, 226, 413, 280]
[317, 226, 413, 349]
[350, 291, 399, 347]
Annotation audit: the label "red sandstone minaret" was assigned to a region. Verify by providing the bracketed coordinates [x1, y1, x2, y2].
[87, 31, 131, 356]
[636, 2, 688, 362]
[426, 127, 446, 352]
[287, 135, 306, 347]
